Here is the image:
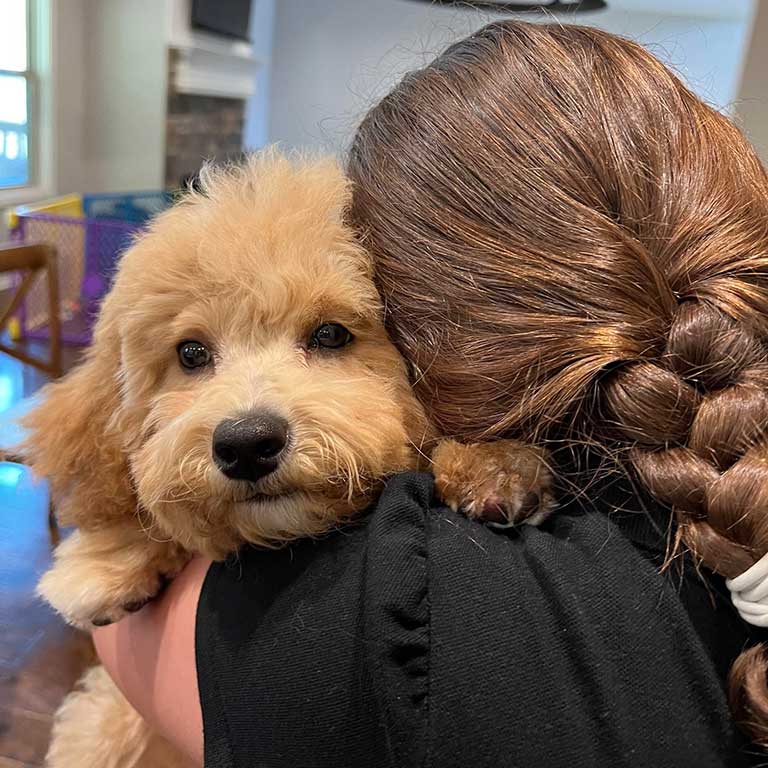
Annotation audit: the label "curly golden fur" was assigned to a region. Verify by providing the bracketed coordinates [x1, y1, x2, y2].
[29, 152, 425, 553]
[25, 151, 552, 767]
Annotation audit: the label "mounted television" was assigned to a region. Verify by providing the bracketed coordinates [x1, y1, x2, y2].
[191, 0, 251, 41]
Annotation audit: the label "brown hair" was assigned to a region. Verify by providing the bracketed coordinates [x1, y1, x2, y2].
[347, 20, 768, 745]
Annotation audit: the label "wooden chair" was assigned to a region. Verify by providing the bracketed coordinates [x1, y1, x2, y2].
[0, 242, 61, 378]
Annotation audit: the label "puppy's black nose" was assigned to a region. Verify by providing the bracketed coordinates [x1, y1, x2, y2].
[212, 413, 289, 482]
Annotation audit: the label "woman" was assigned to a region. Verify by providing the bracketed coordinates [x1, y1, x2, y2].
[95, 20, 768, 766]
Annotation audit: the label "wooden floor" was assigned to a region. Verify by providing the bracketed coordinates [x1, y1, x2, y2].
[0, 342, 91, 768]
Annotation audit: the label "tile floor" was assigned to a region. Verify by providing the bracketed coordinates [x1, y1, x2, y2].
[0, 342, 90, 767]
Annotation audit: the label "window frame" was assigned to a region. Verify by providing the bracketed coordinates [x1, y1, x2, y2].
[0, 0, 53, 208]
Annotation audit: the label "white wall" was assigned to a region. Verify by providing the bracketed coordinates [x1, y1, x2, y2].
[49, 0, 167, 194]
[81, 0, 167, 192]
[736, 0, 768, 163]
[51, 0, 86, 194]
[268, 0, 756, 154]
[243, 0, 275, 150]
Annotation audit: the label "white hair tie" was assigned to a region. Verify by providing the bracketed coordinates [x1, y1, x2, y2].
[726, 552, 768, 627]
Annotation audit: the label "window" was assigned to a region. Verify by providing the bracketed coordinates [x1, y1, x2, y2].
[0, 0, 32, 190]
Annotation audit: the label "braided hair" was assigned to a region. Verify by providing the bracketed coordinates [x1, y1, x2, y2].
[604, 302, 768, 580]
[348, 20, 768, 745]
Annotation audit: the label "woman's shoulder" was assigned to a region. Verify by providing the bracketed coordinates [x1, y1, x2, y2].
[198, 471, 752, 768]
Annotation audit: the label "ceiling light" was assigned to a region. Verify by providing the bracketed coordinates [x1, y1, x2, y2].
[406, 1, 607, 13]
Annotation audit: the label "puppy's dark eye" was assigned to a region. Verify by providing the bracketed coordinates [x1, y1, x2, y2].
[177, 340, 211, 370]
[309, 323, 354, 350]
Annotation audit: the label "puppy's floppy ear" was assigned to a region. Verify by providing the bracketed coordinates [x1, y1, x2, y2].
[21, 295, 136, 529]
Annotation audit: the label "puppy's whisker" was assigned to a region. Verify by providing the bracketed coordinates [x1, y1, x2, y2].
[134, 504, 176, 544]
[153, 495, 200, 505]
[407, 432, 432, 463]
[174, 450, 209, 499]
[146, 531, 175, 544]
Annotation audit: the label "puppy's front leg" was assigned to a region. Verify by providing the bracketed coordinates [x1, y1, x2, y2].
[432, 439, 555, 527]
[38, 525, 190, 629]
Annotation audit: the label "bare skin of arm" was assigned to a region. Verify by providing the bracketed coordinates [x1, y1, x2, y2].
[91, 556, 211, 766]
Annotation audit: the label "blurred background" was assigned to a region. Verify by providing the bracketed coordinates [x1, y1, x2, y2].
[1, 0, 767, 209]
[0, 0, 767, 765]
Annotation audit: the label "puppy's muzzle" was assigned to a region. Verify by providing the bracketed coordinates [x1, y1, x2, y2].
[212, 412, 289, 483]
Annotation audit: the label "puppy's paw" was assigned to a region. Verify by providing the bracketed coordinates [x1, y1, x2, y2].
[37, 529, 189, 629]
[432, 438, 555, 527]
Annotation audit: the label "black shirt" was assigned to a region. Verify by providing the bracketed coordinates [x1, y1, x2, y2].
[196, 471, 764, 768]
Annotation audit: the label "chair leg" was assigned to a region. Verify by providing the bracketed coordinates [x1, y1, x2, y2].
[46, 250, 62, 378]
[48, 499, 60, 547]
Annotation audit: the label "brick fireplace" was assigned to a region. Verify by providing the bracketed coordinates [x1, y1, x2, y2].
[164, 47, 251, 188]
[165, 92, 246, 188]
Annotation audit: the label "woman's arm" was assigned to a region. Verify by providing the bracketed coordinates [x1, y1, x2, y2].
[91, 556, 210, 766]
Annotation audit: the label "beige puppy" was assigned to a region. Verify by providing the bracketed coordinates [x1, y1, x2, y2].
[24, 152, 552, 766]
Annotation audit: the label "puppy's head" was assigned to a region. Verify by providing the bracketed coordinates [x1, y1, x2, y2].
[24, 152, 429, 556]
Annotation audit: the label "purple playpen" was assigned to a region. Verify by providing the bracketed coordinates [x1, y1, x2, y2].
[10, 192, 170, 345]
